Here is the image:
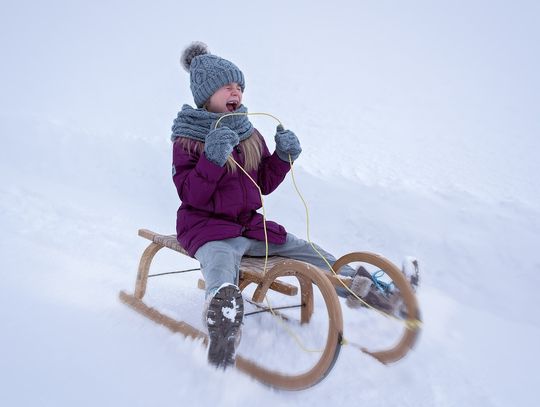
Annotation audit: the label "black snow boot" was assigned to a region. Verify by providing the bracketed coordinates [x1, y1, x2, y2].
[206, 283, 244, 369]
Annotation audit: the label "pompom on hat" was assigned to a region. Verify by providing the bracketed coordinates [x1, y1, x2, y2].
[181, 42, 245, 108]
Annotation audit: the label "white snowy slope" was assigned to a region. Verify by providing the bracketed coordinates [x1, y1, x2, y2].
[1, 1, 539, 406]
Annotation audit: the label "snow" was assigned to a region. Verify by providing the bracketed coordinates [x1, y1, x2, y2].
[1, 0, 539, 406]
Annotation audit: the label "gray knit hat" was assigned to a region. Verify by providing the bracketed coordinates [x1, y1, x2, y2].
[181, 42, 245, 108]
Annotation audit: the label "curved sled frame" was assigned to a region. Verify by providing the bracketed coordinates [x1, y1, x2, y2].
[119, 232, 343, 390]
[331, 252, 422, 364]
[236, 259, 343, 390]
[119, 230, 421, 389]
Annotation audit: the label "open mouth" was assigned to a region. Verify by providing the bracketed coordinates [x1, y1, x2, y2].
[226, 100, 239, 112]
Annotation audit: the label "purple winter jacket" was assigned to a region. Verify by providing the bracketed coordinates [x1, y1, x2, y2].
[172, 129, 291, 257]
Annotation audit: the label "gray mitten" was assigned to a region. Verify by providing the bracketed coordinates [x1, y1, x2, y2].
[274, 124, 302, 162]
[204, 126, 240, 167]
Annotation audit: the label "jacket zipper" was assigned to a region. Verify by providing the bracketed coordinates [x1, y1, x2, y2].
[236, 147, 248, 234]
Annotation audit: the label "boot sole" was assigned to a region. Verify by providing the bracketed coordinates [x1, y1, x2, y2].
[206, 284, 244, 369]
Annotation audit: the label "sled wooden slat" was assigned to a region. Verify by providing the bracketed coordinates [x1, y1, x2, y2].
[137, 229, 298, 297]
[197, 273, 298, 297]
[138, 228, 189, 255]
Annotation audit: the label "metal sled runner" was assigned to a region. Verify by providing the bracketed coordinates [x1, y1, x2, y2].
[119, 229, 421, 390]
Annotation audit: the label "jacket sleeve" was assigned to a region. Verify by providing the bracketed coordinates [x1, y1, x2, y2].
[172, 141, 226, 207]
[257, 133, 291, 195]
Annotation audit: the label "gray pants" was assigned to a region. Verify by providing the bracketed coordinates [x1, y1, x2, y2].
[194, 233, 356, 298]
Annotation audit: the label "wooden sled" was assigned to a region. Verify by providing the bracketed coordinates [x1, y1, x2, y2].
[119, 229, 421, 390]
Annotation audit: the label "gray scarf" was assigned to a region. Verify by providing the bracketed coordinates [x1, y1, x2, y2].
[171, 104, 254, 142]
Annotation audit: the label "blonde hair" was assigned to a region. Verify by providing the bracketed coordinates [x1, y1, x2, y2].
[175, 130, 263, 173]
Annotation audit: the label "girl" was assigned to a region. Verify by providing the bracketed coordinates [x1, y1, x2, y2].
[170, 42, 413, 369]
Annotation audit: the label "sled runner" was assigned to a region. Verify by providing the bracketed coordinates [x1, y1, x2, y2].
[119, 229, 421, 390]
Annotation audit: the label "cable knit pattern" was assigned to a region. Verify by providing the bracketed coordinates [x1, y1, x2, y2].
[171, 104, 254, 143]
[181, 42, 245, 108]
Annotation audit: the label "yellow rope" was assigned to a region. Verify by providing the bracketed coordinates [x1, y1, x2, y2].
[287, 154, 422, 330]
[229, 156, 323, 352]
[215, 112, 420, 354]
[217, 113, 322, 352]
[215, 112, 283, 129]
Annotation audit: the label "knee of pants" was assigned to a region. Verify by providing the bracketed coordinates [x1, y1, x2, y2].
[197, 248, 240, 293]
[281, 233, 321, 255]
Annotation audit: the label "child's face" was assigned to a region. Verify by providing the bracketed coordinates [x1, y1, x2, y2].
[205, 82, 243, 113]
